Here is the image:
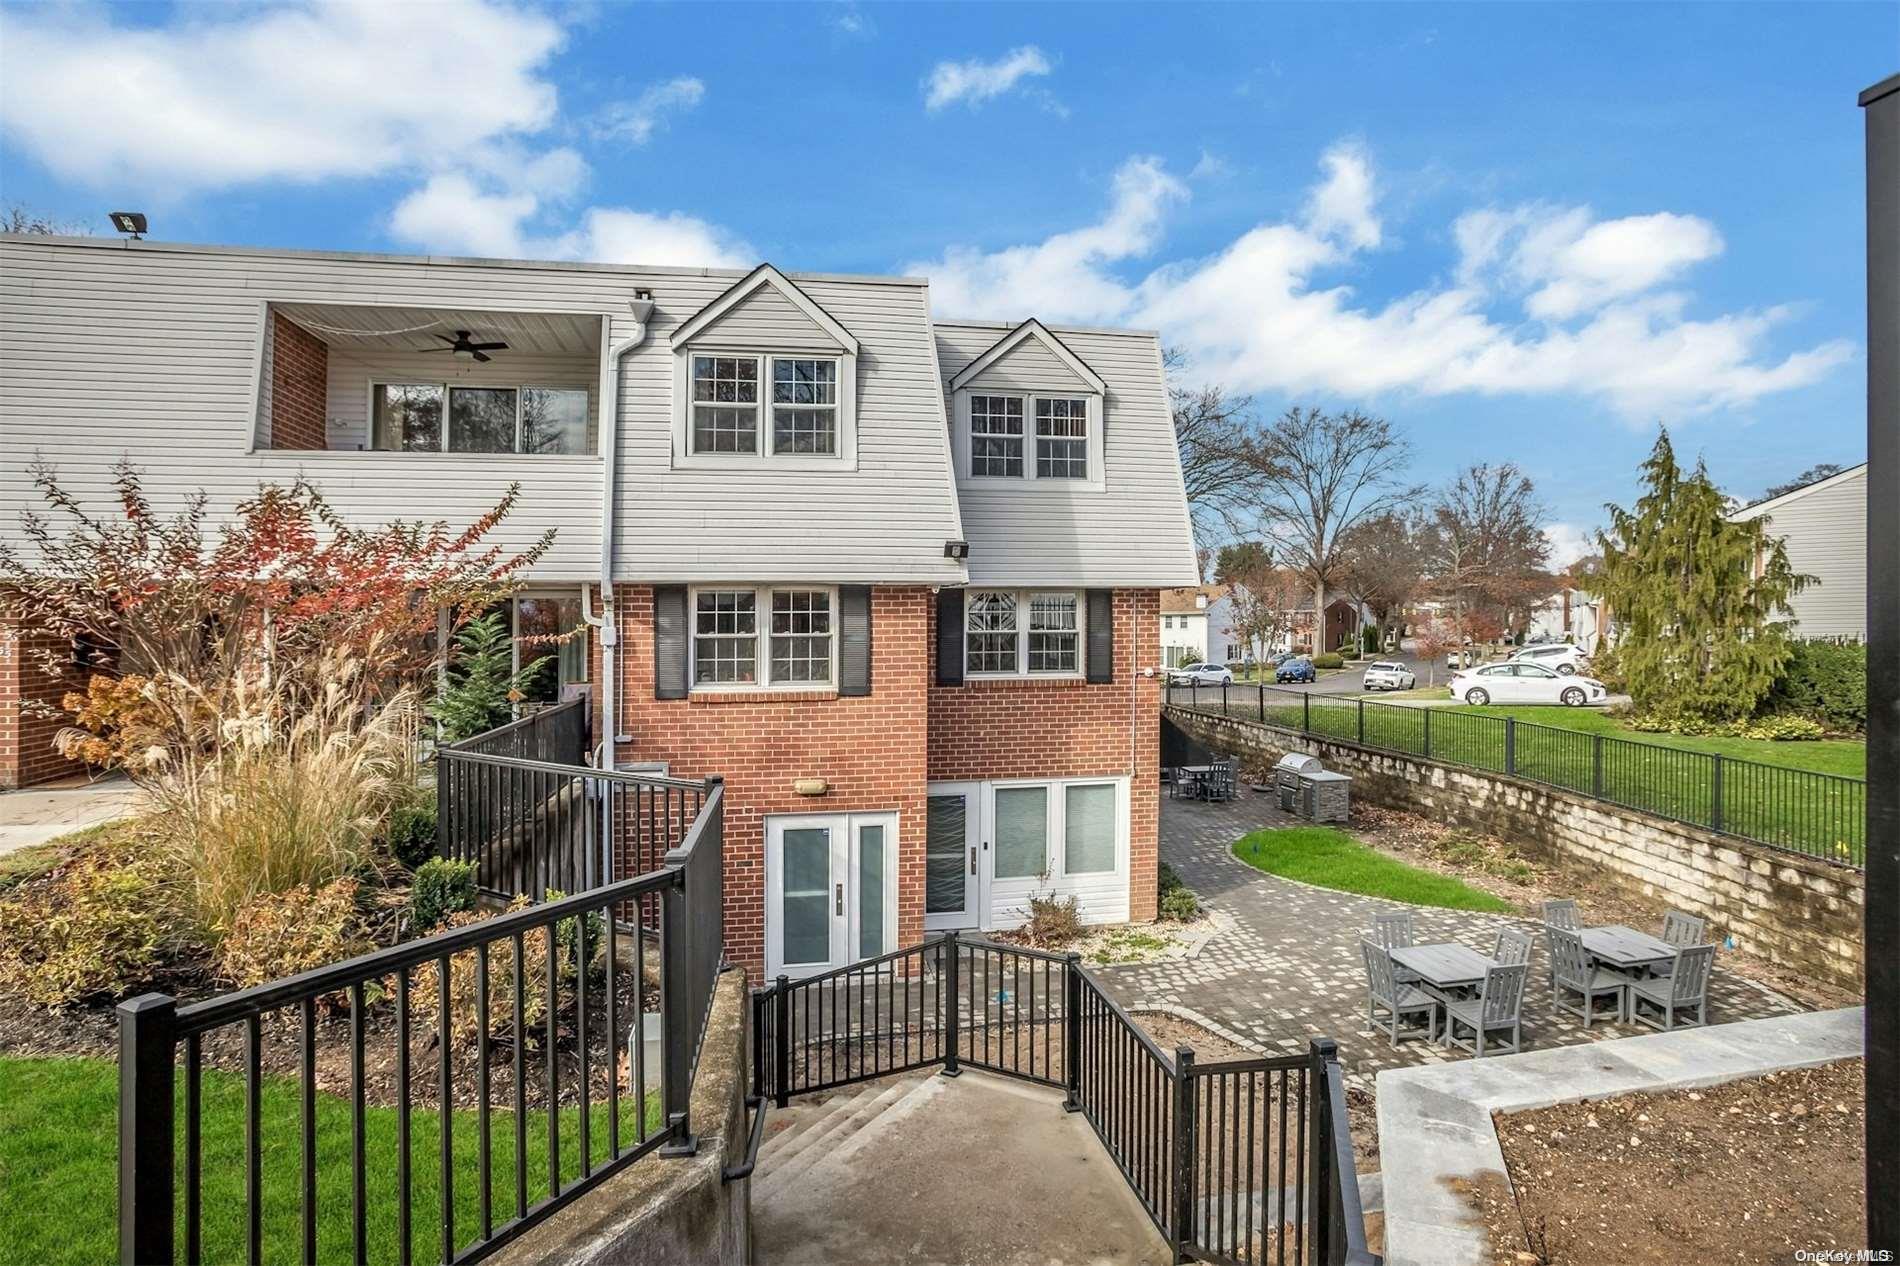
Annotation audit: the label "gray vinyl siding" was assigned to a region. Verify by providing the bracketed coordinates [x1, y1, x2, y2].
[684, 284, 844, 353]
[963, 337, 1090, 393]
[617, 274, 964, 583]
[1731, 467, 1867, 638]
[935, 321, 1198, 588]
[0, 236, 966, 586]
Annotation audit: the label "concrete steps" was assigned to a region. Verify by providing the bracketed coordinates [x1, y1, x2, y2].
[753, 1071, 936, 1208]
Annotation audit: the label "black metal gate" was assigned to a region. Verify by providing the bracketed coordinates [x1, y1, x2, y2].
[750, 931, 1378, 1265]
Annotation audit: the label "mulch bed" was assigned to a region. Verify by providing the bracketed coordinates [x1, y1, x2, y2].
[1474, 1059, 1866, 1263]
[1347, 803, 1859, 1012]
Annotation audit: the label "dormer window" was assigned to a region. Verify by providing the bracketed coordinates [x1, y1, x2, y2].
[948, 319, 1107, 490]
[670, 264, 861, 470]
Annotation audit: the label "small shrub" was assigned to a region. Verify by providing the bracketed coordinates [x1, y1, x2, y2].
[217, 878, 364, 989]
[1730, 714, 1826, 741]
[1313, 652, 1345, 670]
[403, 897, 551, 1048]
[1157, 862, 1201, 921]
[0, 856, 170, 1006]
[1022, 891, 1084, 947]
[1765, 641, 1866, 732]
[386, 792, 438, 870]
[1626, 710, 1825, 741]
[411, 858, 478, 932]
[1360, 626, 1380, 655]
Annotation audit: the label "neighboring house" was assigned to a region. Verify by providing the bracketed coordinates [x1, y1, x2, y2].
[1159, 584, 1220, 666]
[1203, 587, 1256, 663]
[0, 234, 1198, 982]
[1728, 462, 1867, 640]
[1526, 588, 1605, 653]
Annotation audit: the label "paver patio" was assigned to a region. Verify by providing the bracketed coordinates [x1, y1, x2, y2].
[1094, 787, 1805, 1084]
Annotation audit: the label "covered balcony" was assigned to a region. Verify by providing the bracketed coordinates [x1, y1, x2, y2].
[254, 302, 605, 456]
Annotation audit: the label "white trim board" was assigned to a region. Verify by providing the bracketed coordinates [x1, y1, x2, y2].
[948, 318, 1106, 395]
[669, 262, 860, 355]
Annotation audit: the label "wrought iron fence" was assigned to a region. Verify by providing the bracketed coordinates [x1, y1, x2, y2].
[753, 933, 1377, 1264]
[1169, 681, 1866, 868]
[438, 706, 710, 900]
[116, 783, 725, 1266]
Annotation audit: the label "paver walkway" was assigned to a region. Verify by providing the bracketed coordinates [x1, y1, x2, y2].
[1094, 788, 1804, 1084]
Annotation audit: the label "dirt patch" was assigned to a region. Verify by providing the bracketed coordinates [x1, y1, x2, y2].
[1476, 1059, 1866, 1264]
[1346, 803, 1855, 1012]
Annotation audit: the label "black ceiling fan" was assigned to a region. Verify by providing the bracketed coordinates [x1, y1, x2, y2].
[422, 329, 509, 362]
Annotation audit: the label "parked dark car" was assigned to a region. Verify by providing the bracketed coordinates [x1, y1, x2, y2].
[1276, 656, 1316, 684]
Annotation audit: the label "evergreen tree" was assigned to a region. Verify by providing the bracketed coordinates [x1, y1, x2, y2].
[428, 611, 552, 743]
[1595, 430, 1812, 725]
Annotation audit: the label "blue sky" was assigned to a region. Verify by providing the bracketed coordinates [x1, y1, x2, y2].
[1, 1, 1891, 559]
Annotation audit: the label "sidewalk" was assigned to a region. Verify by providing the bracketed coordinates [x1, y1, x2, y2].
[0, 775, 142, 856]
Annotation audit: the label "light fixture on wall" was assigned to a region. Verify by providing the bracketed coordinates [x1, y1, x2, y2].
[108, 211, 147, 239]
[944, 540, 970, 561]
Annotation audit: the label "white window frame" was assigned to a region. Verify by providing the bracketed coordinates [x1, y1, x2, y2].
[954, 389, 1103, 488]
[672, 350, 859, 470]
[368, 379, 593, 455]
[964, 588, 1085, 680]
[687, 584, 841, 693]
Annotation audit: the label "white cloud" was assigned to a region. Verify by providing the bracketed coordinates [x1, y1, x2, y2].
[831, 7, 872, 37]
[1543, 523, 1596, 570]
[390, 172, 752, 268]
[0, 0, 563, 190]
[905, 157, 1186, 322]
[904, 144, 1852, 421]
[923, 46, 1053, 111]
[1189, 149, 1232, 181]
[591, 77, 705, 146]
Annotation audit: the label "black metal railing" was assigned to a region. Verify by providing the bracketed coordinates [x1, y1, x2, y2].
[1169, 680, 1866, 868]
[438, 744, 710, 899]
[754, 934, 1377, 1265]
[446, 697, 590, 765]
[117, 782, 726, 1266]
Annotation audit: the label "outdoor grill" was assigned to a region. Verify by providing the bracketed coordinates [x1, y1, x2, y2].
[1274, 751, 1324, 812]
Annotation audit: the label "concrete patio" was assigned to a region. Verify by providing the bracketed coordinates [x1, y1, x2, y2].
[1094, 787, 1806, 1084]
[0, 773, 140, 856]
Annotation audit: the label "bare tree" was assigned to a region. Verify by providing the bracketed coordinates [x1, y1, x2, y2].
[1427, 462, 1553, 640]
[1165, 347, 1258, 544]
[1338, 510, 1429, 652]
[1241, 406, 1423, 635]
[5, 205, 93, 236]
[1761, 462, 1844, 502]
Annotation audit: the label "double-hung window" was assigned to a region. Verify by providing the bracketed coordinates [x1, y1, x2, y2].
[966, 589, 1082, 678]
[689, 355, 841, 457]
[691, 586, 836, 689]
[963, 392, 1094, 482]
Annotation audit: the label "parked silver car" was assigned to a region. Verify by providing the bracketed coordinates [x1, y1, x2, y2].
[1169, 661, 1234, 686]
[1360, 661, 1417, 691]
[1509, 643, 1591, 675]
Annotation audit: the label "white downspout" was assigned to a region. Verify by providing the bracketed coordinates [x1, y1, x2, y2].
[583, 297, 654, 884]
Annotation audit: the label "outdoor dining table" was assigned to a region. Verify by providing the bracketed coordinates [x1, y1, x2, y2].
[1388, 943, 1495, 996]
[1579, 924, 1678, 975]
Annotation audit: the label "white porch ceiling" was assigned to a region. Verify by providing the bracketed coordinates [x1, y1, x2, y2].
[274, 303, 602, 357]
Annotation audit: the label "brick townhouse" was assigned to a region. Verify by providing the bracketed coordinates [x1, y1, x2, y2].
[0, 233, 1197, 979]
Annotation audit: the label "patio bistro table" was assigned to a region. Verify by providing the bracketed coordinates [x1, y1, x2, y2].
[1174, 765, 1216, 797]
[1579, 925, 1677, 974]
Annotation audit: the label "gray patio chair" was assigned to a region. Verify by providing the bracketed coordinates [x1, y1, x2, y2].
[1548, 926, 1628, 1025]
[1626, 943, 1716, 1030]
[1540, 899, 1580, 988]
[1661, 909, 1706, 947]
[1200, 758, 1239, 803]
[1491, 927, 1534, 966]
[1443, 962, 1529, 1057]
[1167, 767, 1193, 800]
[1361, 938, 1438, 1047]
[1370, 910, 1415, 949]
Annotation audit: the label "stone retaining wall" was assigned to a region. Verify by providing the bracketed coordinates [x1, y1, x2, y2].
[1166, 705, 1864, 990]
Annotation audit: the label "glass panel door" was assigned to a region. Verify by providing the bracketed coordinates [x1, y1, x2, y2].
[852, 815, 897, 961]
[767, 817, 846, 978]
[924, 784, 979, 931]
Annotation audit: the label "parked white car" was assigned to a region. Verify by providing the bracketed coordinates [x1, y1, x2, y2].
[1170, 661, 1234, 686]
[1361, 661, 1417, 691]
[1452, 662, 1608, 707]
[1509, 643, 1591, 675]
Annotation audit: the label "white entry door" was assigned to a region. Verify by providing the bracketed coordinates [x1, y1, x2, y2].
[923, 783, 982, 931]
[766, 812, 898, 980]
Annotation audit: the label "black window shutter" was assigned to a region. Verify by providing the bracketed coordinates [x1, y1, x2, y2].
[935, 587, 965, 686]
[1086, 589, 1114, 683]
[654, 585, 688, 699]
[839, 585, 872, 696]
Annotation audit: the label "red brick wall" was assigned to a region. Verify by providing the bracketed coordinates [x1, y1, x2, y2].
[600, 585, 932, 980]
[927, 589, 1162, 922]
[0, 618, 87, 789]
[270, 311, 329, 450]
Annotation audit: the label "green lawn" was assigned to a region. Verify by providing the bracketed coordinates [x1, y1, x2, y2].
[1231, 827, 1515, 913]
[1180, 687, 1866, 862]
[0, 1056, 662, 1266]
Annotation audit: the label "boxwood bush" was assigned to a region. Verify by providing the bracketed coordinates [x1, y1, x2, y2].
[1313, 652, 1345, 670]
[1764, 641, 1866, 733]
